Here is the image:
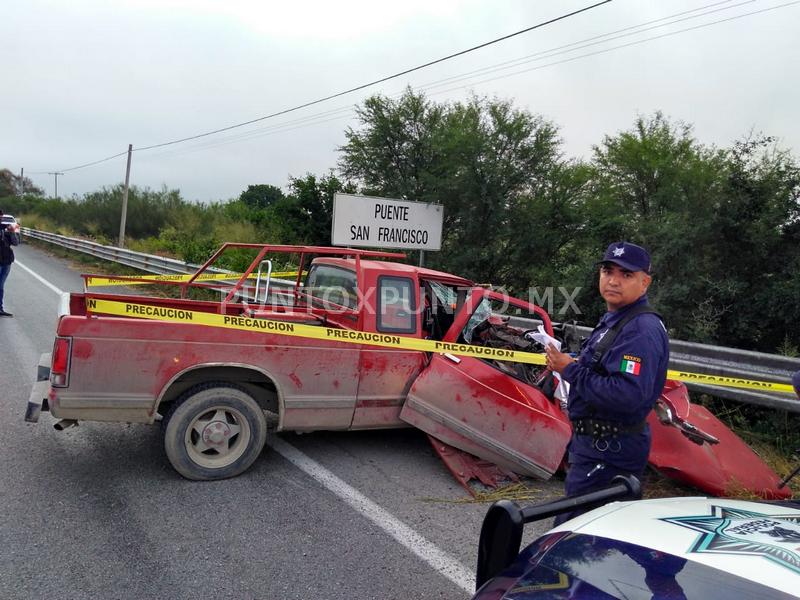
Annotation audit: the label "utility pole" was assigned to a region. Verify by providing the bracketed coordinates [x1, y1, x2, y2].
[118, 144, 133, 248]
[47, 172, 64, 198]
[19, 168, 23, 195]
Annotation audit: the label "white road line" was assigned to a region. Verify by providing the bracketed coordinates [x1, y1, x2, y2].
[18, 258, 477, 594]
[15, 260, 65, 295]
[273, 438, 475, 593]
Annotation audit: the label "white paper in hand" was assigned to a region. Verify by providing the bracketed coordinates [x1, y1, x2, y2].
[527, 325, 561, 352]
[527, 325, 570, 410]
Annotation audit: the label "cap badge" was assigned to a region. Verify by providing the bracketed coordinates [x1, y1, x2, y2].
[612, 247, 625, 257]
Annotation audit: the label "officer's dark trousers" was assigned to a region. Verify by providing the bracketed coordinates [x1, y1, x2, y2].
[553, 459, 644, 526]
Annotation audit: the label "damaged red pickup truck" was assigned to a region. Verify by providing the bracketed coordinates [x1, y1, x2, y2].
[24, 244, 789, 498]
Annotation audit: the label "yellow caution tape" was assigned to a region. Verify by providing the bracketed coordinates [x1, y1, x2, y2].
[666, 369, 795, 394]
[86, 298, 547, 365]
[86, 271, 301, 287]
[84, 298, 796, 394]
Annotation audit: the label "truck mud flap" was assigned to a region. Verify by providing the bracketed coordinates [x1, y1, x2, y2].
[24, 353, 52, 423]
[25, 380, 49, 423]
[400, 353, 571, 480]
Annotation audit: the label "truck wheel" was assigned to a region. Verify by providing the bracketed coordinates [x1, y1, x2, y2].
[162, 383, 267, 481]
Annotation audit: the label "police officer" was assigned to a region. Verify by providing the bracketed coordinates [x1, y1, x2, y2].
[546, 241, 669, 523]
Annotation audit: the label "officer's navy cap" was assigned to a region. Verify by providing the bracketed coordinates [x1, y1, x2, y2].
[598, 241, 651, 274]
[792, 370, 800, 393]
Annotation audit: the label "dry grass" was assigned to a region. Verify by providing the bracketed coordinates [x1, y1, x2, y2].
[455, 482, 546, 504]
[421, 481, 545, 504]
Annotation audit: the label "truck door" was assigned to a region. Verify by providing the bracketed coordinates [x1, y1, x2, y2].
[399, 289, 571, 479]
[352, 274, 426, 428]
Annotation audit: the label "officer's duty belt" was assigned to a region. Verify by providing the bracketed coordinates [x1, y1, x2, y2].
[572, 418, 646, 438]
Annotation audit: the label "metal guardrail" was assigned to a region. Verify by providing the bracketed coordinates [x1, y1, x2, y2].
[22, 227, 800, 413]
[23, 228, 214, 275]
[21, 227, 293, 294]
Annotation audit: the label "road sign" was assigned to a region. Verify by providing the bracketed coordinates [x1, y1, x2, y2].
[332, 193, 444, 251]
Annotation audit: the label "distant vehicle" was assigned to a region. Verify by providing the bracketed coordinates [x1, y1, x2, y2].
[1, 214, 21, 244]
[473, 475, 800, 599]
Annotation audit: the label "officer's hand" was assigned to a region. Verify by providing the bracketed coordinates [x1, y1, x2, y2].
[545, 344, 575, 374]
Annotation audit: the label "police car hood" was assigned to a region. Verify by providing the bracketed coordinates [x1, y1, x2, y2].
[548, 496, 800, 596]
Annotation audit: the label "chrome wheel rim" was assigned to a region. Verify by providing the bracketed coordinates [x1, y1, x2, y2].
[184, 405, 251, 469]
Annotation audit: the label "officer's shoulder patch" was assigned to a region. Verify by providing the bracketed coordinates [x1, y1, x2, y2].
[620, 355, 642, 375]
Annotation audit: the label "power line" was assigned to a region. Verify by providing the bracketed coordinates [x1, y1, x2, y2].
[45, 1, 611, 172]
[38, 0, 799, 176]
[133, 0, 791, 163]
[62, 150, 130, 173]
[134, 0, 612, 153]
[432, 0, 800, 95]
[415, 0, 757, 92]
[28, 150, 130, 175]
[39, 0, 733, 172]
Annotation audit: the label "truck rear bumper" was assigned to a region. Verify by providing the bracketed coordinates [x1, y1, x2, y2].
[25, 353, 52, 423]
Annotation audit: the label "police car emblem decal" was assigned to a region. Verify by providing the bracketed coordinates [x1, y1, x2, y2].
[661, 505, 800, 573]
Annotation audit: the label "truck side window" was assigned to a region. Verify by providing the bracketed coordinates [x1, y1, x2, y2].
[423, 280, 458, 339]
[377, 276, 416, 334]
[305, 264, 358, 309]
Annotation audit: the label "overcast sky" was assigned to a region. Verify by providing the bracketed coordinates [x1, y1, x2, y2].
[3, 0, 799, 202]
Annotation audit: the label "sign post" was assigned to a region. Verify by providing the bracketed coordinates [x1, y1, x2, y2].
[331, 193, 443, 252]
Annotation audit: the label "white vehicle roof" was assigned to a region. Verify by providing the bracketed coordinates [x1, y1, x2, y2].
[551, 497, 800, 595]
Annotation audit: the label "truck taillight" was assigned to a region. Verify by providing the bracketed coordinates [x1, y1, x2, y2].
[51, 337, 72, 387]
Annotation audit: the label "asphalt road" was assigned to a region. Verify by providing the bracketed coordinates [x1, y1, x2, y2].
[0, 243, 565, 600]
[0, 244, 561, 600]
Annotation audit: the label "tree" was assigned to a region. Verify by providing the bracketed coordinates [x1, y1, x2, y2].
[270, 173, 356, 246]
[587, 113, 728, 333]
[592, 112, 701, 221]
[433, 96, 563, 283]
[339, 88, 444, 203]
[0, 170, 15, 198]
[239, 184, 284, 210]
[708, 136, 800, 349]
[338, 90, 567, 284]
[591, 115, 800, 350]
[0, 168, 43, 198]
[502, 161, 593, 301]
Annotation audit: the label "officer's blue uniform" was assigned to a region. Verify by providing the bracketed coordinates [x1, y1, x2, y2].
[558, 294, 669, 512]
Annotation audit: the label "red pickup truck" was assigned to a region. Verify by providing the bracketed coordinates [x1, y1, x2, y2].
[24, 243, 790, 499]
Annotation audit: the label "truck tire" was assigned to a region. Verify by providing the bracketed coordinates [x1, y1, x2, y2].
[162, 383, 267, 481]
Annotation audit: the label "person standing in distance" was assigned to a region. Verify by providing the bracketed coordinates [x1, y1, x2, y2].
[546, 242, 669, 523]
[0, 208, 19, 317]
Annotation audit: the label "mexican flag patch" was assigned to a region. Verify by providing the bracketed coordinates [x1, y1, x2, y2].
[620, 355, 641, 376]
